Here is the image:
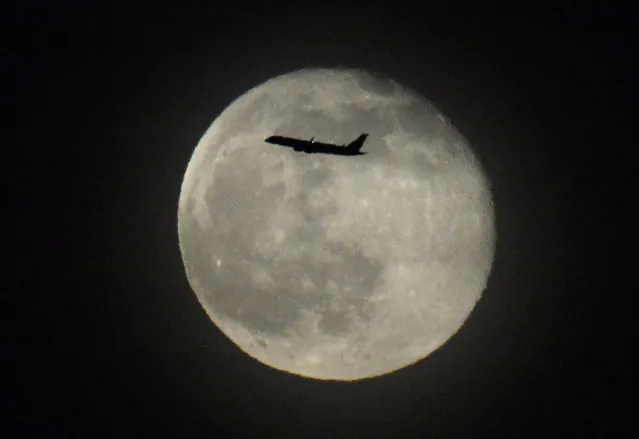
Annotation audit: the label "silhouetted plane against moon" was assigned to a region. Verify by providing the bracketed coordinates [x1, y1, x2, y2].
[179, 68, 495, 381]
[265, 134, 368, 156]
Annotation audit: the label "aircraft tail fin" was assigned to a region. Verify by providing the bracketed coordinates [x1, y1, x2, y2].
[346, 134, 368, 153]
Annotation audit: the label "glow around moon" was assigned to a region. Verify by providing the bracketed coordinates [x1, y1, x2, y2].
[178, 68, 495, 381]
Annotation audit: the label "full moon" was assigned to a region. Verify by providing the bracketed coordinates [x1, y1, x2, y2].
[178, 68, 495, 381]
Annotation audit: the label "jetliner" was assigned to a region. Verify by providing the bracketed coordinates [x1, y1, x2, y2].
[264, 133, 368, 156]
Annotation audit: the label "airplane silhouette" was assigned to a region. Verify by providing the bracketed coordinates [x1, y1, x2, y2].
[264, 133, 368, 156]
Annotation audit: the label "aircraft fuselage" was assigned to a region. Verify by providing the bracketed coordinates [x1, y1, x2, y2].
[264, 134, 368, 156]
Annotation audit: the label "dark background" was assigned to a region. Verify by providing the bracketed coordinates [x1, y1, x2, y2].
[12, 1, 632, 437]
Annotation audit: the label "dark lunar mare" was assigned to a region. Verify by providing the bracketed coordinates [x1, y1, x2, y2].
[180, 146, 385, 340]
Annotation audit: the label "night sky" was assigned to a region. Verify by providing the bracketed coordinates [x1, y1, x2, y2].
[13, 2, 631, 437]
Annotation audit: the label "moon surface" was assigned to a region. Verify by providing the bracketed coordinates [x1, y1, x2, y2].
[178, 68, 495, 381]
